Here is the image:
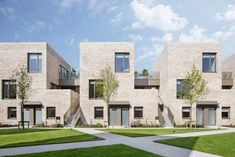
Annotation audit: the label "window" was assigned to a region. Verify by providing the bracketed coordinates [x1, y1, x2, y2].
[176, 79, 186, 99]
[28, 53, 42, 73]
[115, 53, 129, 72]
[2, 80, 16, 99]
[59, 66, 69, 79]
[8, 107, 17, 119]
[47, 107, 56, 118]
[222, 107, 230, 118]
[134, 107, 143, 118]
[94, 107, 103, 119]
[89, 80, 103, 99]
[182, 107, 191, 118]
[202, 53, 216, 73]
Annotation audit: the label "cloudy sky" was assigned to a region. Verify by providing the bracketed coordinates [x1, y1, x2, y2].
[1, 0, 235, 72]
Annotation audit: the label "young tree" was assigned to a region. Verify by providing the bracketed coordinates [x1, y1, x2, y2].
[97, 64, 119, 128]
[179, 65, 208, 128]
[71, 67, 77, 79]
[10, 65, 32, 129]
[141, 69, 149, 76]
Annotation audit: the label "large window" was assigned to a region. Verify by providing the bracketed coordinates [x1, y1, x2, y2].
[47, 107, 56, 118]
[182, 107, 190, 118]
[134, 107, 143, 119]
[59, 66, 69, 79]
[28, 53, 42, 73]
[222, 107, 230, 119]
[2, 80, 16, 99]
[94, 107, 103, 119]
[202, 53, 216, 73]
[8, 107, 17, 119]
[89, 80, 103, 99]
[115, 53, 129, 72]
[176, 79, 186, 99]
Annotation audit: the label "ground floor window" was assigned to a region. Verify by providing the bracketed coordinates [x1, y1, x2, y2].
[47, 107, 56, 118]
[182, 107, 191, 118]
[134, 107, 143, 119]
[94, 107, 103, 119]
[8, 107, 17, 119]
[222, 107, 230, 119]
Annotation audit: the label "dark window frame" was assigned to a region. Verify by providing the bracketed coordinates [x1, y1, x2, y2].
[182, 107, 191, 118]
[134, 106, 143, 119]
[8, 107, 17, 119]
[2, 80, 16, 99]
[89, 80, 103, 99]
[28, 53, 42, 73]
[176, 79, 186, 99]
[94, 107, 104, 119]
[59, 65, 69, 79]
[222, 107, 230, 119]
[115, 52, 130, 73]
[202, 53, 216, 73]
[46, 107, 56, 119]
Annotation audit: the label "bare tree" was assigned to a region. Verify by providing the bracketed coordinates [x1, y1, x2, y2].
[10, 65, 32, 129]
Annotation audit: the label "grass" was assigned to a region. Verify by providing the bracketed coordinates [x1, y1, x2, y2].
[157, 132, 235, 157]
[99, 128, 217, 137]
[0, 129, 102, 148]
[12, 144, 162, 157]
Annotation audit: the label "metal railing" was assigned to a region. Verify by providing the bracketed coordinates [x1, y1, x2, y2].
[134, 78, 160, 86]
[222, 72, 233, 87]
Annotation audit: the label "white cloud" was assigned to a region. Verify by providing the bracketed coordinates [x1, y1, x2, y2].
[151, 33, 173, 42]
[128, 34, 143, 41]
[111, 12, 124, 25]
[179, 25, 235, 42]
[59, 0, 82, 9]
[25, 21, 46, 33]
[131, 0, 188, 32]
[216, 4, 235, 21]
[0, 6, 15, 20]
[137, 44, 163, 61]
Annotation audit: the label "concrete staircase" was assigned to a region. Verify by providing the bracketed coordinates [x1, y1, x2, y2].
[64, 106, 81, 127]
[162, 107, 174, 128]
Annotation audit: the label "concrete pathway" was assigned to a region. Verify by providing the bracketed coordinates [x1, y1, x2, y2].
[0, 128, 234, 157]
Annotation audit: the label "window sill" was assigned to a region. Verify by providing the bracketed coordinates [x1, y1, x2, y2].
[134, 117, 143, 119]
[222, 117, 230, 119]
[47, 117, 56, 119]
[182, 117, 190, 119]
[8, 118, 17, 120]
[89, 98, 103, 100]
[94, 118, 104, 119]
[2, 98, 17, 100]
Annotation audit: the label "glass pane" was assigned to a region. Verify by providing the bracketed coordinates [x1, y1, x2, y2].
[29, 54, 42, 73]
[3, 81, 9, 98]
[9, 81, 16, 98]
[203, 58, 210, 72]
[115, 56, 123, 72]
[47, 107, 55, 118]
[123, 56, 129, 72]
[89, 81, 94, 99]
[208, 108, 216, 126]
[210, 57, 216, 72]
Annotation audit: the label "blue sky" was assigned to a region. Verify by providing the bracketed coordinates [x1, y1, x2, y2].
[1, 0, 235, 73]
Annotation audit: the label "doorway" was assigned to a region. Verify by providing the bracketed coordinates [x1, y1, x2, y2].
[109, 106, 129, 127]
[196, 106, 216, 127]
[24, 107, 42, 126]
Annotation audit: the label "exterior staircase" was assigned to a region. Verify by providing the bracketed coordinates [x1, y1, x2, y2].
[64, 106, 81, 127]
[162, 106, 174, 128]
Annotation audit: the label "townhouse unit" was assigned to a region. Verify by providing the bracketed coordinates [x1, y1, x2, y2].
[0, 42, 234, 128]
[0, 43, 79, 127]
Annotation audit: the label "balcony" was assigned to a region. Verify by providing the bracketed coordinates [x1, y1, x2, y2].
[222, 72, 233, 88]
[135, 75, 160, 88]
[59, 78, 80, 86]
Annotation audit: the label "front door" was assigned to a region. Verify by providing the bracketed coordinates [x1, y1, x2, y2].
[208, 108, 216, 126]
[196, 106, 216, 127]
[24, 107, 42, 126]
[109, 106, 129, 127]
[196, 108, 203, 126]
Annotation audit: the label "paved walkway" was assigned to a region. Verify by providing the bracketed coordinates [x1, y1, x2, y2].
[0, 128, 234, 157]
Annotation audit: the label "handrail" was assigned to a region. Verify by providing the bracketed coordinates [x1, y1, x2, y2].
[158, 104, 165, 127]
[167, 107, 175, 127]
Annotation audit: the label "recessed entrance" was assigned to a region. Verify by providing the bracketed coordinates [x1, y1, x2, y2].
[24, 106, 42, 126]
[196, 105, 217, 127]
[109, 105, 129, 127]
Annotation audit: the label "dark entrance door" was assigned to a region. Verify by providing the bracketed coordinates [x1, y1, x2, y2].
[196, 105, 216, 127]
[109, 105, 129, 127]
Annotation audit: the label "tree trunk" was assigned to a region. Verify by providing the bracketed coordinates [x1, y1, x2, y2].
[107, 102, 109, 129]
[21, 102, 24, 129]
[190, 103, 193, 129]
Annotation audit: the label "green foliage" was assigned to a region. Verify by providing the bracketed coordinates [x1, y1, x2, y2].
[136, 69, 149, 77]
[10, 65, 32, 105]
[99, 65, 119, 104]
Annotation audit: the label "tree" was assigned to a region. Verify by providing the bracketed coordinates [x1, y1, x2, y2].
[138, 69, 149, 76]
[97, 64, 119, 128]
[71, 67, 77, 79]
[10, 65, 32, 129]
[179, 65, 208, 128]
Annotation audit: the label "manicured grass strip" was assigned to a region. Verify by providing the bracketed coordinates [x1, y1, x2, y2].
[12, 144, 162, 157]
[157, 132, 235, 157]
[99, 128, 217, 137]
[0, 129, 103, 148]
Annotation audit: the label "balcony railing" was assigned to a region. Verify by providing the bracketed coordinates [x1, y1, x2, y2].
[59, 78, 80, 86]
[134, 78, 160, 87]
[222, 72, 233, 87]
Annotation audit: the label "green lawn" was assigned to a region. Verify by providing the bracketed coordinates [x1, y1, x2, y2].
[0, 129, 102, 148]
[12, 144, 162, 157]
[99, 128, 217, 137]
[157, 132, 235, 157]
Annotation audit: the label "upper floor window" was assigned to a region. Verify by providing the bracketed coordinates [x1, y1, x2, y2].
[28, 53, 42, 73]
[176, 79, 186, 99]
[115, 53, 129, 73]
[89, 80, 103, 99]
[202, 53, 216, 73]
[2, 80, 16, 99]
[59, 66, 69, 79]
